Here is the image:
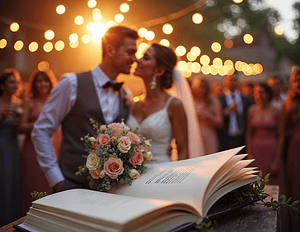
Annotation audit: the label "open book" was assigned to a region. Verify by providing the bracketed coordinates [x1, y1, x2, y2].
[19, 146, 259, 232]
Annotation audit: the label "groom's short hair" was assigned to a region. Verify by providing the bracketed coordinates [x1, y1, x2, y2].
[101, 26, 139, 58]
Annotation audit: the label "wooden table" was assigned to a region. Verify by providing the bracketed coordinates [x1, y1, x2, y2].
[0, 185, 280, 232]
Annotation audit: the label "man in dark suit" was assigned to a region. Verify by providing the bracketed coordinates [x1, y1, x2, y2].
[32, 26, 139, 192]
[218, 73, 252, 152]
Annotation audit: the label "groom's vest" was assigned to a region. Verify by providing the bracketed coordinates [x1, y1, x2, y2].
[59, 71, 129, 188]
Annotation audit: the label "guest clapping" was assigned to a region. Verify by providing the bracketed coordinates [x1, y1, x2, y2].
[0, 68, 23, 226]
[191, 76, 223, 155]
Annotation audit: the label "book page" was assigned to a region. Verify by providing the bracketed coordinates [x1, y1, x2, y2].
[114, 146, 246, 217]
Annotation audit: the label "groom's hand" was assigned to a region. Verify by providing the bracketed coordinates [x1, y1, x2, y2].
[54, 181, 64, 192]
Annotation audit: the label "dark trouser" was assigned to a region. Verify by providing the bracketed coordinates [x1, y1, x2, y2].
[219, 134, 245, 153]
[53, 178, 85, 193]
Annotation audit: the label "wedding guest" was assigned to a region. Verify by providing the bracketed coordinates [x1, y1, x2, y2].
[32, 26, 139, 192]
[240, 81, 254, 103]
[127, 43, 189, 162]
[218, 73, 252, 151]
[191, 76, 223, 155]
[0, 68, 23, 226]
[267, 75, 286, 109]
[246, 83, 285, 187]
[283, 68, 300, 231]
[18, 68, 60, 214]
[211, 81, 224, 97]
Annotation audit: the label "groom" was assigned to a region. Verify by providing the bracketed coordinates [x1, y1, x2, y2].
[32, 26, 139, 192]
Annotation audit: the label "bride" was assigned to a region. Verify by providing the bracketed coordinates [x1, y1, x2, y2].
[127, 43, 203, 162]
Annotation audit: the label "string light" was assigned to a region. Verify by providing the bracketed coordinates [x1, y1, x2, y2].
[114, 14, 124, 23]
[14, 40, 23, 51]
[28, 42, 38, 52]
[44, 30, 55, 40]
[10, 22, 20, 32]
[192, 13, 203, 24]
[243, 34, 253, 44]
[162, 23, 173, 34]
[75, 16, 84, 25]
[55, 40, 65, 51]
[87, 0, 97, 8]
[43, 42, 53, 52]
[56, 5, 65, 14]
[175, 45, 186, 56]
[0, 39, 7, 49]
[120, 3, 130, 13]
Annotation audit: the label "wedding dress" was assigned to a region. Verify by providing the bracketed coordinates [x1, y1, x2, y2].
[127, 97, 174, 163]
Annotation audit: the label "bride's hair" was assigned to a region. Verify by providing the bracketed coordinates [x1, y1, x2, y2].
[151, 43, 177, 89]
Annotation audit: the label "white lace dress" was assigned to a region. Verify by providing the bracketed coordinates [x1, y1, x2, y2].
[126, 97, 174, 163]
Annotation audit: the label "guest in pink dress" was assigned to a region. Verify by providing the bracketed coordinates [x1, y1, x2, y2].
[283, 68, 300, 231]
[246, 83, 285, 187]
[18, 67, 60, 214]
[191, 76, 223, 155]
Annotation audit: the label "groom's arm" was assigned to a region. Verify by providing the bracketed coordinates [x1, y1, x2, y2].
[32, 74, 77, 189]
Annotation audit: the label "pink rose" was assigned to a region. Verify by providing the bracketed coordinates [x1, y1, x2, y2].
[118, 136, 131, 153]
[109, 123, 122, 137]
[110, 136, 118, 145]
[137, 145, 149, 152]
[96, 134, 110, 146]
[103, 157, 124, 179]
[89, 169, 101, 179]
[126, 132, 140, 144]
[100, 124, 107, 130]
[129, 152, 144, 168]
[92, 142, 99, 150]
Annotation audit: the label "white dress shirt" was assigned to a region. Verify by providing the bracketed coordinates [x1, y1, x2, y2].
[31, 65, 121, 187]
[225, 90, 243, 136]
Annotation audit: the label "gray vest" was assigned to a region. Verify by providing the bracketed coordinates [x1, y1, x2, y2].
[59, 71, 129, 188]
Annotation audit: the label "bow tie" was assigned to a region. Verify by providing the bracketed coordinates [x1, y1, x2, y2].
[102, 81, 124, 91]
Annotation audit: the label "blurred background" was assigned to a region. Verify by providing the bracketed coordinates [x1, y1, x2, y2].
[1, 0, 300, 96]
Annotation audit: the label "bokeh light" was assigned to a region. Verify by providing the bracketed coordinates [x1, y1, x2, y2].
[120, 3, 130, 13]
[187, 52, 197, 61]
[82, 34, 91, 44]
[224, 39, 233, 49]
[115, 14, 124, 23]
[0, 39, 7, 49]
[192, 13, 203, 24]
[91, 23, 106, 42]
[201, 65, 211, 74]
[56, 5, 65, 14]
[191, 62, 201, 73]
[75, 16, 84, 25]
[200, 55, 210, 65]
[213, 57, 223, 68]
[28, 42, 38, 52]
[138, 28, 147, 37]
[14, 40, 23, 51]
[190, 46, 201, 57]
[44, 30, 55, 40]
[243, 34, 253, 44]
[274, 26, 283, 35]
[159, 39, 170, 47]
[145, 31, 155, 41]
[38, 61, 49, 71]
[233, 0, 243, 3]
[211, 42, 221, 53]
[175, 45, 186, 56]
[43, 42, 53, 52]
[55, 40, 65, 51]
[178, 60, 188, 71]
[69, 33, 79, 42]
[88, 0, 97, 8]
[162, 23, 173, 34]
[10, 22, 20, 32]
[70, 41, 79, 48]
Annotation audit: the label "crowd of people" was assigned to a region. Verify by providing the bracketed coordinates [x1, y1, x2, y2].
[0, 25, 299, 230]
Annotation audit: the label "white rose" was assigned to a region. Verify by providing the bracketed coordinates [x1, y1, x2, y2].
[129, 169, 140, 179]
[118, 136, 131, 153]
[99, 170, 105, 178]
[89, 137, 96, 142]
[144, 151, 152, 161]
[144, 140, 152, 148]
[121, 122, 130, 133]
[86, 153, 100, 170]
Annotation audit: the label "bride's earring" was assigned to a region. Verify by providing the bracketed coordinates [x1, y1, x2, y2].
[150, 75, 156, 89]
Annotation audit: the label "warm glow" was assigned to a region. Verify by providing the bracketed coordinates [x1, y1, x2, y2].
[235, 61, 243, 71]
[232, 0, 243, 3]
[93, 13, 102, 22]
[106, 21, 117, 28]
[159, 39, 170, 47]
[28, 42, 38, 52]
[0, 39, 7, 49]
[175, 45, 186, 56]
[211, 42, 221, 53]
[55, 40, 65, 51]
[162, 23, 173, 35]
[115, 14, 124, 23]
[44, 30, 55, 40]
[145, 31, 155, 41]
[243, 34, 253, 44]
[43, 42, 53, 52]
[133, 96, 140, 102]
[92, 8, 101, 15]
[91, 23, 106, 42]
[69, 33, 79, 42]
[177, 61, 188, 71]
[200, 55, 210, 65]
[210, 65, 218, 75]
[192, 13, 203, 24]
[56, 5, 65, 14]
[87, 22, 94, 31]
[224, 60, 234, 69]
[253, 63, 263, 74]
[218, 66, 228, 76]
[274, 26, 283, 35]
[10, 22, 20, 32]
[187, 52, 197, 61]
[14, 40, 23, 51]
[75, 16, 84, 25]
[38, 61, 50, 71]
[88, 0, 97, 8]
[224, 39, 233, 49]
[227, 67, 235, 75]
[120, 3, 130, 13]
[201, 65, 211, 74]
[182, 70, 192, 78]
[191, 62, 201, 73]
[213, 58, 223, 68]
[69, 41, 79, 48]
[138, 28, 147, 37]
[190, 46, 201, 57]
[82, 34, 91, 44]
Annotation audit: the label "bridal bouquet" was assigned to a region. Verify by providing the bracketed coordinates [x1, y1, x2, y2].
[76, 119, 152, 192]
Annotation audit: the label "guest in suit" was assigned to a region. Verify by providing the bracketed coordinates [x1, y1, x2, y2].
[32, 26, 139, 192]
[218, 73, 252, 151]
